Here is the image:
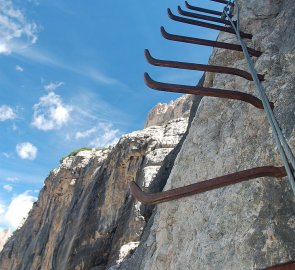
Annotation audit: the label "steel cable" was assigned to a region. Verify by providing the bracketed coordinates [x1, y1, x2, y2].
[224, 0, 295, 194]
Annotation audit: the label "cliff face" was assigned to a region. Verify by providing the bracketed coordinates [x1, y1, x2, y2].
[116, 0, 295, 269]
[144, 95, 195, 128]
[1, 0, 294, 269]
[0, 114, 190, 269]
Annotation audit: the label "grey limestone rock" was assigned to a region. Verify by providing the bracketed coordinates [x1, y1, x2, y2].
[144, 95, 195, 129]
[0, 118, 189, 270]
[116, 1, 295, 269]
[1, 0, 294, 269]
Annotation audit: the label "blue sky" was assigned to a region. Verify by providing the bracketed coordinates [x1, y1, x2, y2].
[0, 0, 222, 230]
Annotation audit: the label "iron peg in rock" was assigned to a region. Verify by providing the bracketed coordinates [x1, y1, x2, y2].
[185, 1, 225, 17]
[130, 166, 286, 204]
[178, 5, 231, 25]
[160, 27, 262, 57]
[144, 49, 264, 81]
[144, 73, 273, 110]
[167, 8, 252, 39]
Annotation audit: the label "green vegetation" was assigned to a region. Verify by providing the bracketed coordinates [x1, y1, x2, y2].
[67, 148, 93, 157]
[59, 147, 109, 163]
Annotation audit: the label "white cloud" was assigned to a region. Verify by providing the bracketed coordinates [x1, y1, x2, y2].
[75, 127, 97, 140]
[32, 92, 72, 131]
[1, 152, 13, 158]
[86, 69, 120, 85]
[12, 123, 18, 130]
[0, 204, 4, 215]
[75, 123, 120, 148]
[16, 142, 37, 160]
[0, 191, 37, 229]
[3, 185, 12, 192]
[0, 105, 17, 121]
[15, 65, 23, 72]
[28, 0, 40, 5]
[14, 46, 124, 86]
[44, 81, 64, 91]
[0, 228, 12, 252]
[6, 176, 18, 182]
[0, 0, 38, 54]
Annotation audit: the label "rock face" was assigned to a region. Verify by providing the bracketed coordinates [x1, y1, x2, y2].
[0, 116, 189, 270]
[116, 0, 295, 269]
[144, 95, 195, 128]
[1, 0, 295, 269]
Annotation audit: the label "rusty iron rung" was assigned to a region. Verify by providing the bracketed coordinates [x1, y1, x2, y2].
[144, 73, 273, 110]
[145, 49, 264, 81]
[168, 8, 252, 39]
[185, 1, 224, 17]
[263, 261, 295, 270]
[130, 166, 287, 204]
[211, 0, 234, 6]
[160, 27, 262, 57]
[178, 6, 231, 25]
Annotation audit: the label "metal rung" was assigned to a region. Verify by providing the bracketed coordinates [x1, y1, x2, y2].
[224, 0, 295, 194]
[145, 49, 264, 81]
[160, 27, 261, 57]
[263, 261, 295, 270]
[211, 0, 234, 6]
[130, 166, 286, 204]
[168, 8, 252, 39]
[178, 6, 231, 25]
[185, 1, 224, 17]
[144, 73, 272, 109]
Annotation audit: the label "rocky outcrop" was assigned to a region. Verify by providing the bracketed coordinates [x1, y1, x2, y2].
[0, 116, 189, 270]
[117, 1, 295, 269]
[144, 95, 194, 128]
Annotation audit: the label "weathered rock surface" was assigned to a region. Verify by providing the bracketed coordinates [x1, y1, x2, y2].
[117, 0, 295, 269]
[1, 0, 294, 269]
[0, 117, 189, 270]
[144, 95, 194, 128]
